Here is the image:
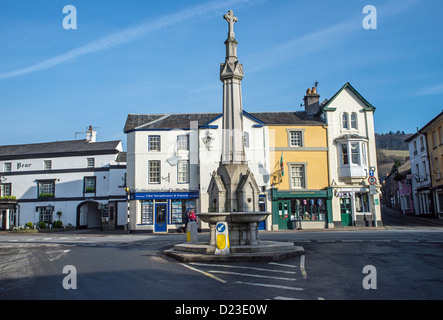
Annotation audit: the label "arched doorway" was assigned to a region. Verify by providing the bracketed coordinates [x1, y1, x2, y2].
[76, 201, 101, 229]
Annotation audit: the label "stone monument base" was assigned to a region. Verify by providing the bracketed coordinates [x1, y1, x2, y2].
[163, 241, 304, 262]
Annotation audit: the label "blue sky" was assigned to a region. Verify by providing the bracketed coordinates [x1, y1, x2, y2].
[0, 0, 442, 149]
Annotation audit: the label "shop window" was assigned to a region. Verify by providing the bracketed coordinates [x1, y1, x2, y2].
[141, 201, 153, 224]
[292, 198, 326, 221]
[355, 193, 370, 213]
[437, 192, 443, 213]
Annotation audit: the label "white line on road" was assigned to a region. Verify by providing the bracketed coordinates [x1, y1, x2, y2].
[209, 270, 296, 281]
[268, 262, 297, 268]
[179, 263, 227, 284]
[300, 255, 307, 279]
[236, 281, 304, 291]
[190, 262, 296, 274]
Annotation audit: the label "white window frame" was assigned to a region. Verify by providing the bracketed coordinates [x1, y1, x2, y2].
[148, 160, 161, 184]
[177, 135, 189, 151]
[4, 162, 11, 173]
[177, 160, 189, 184]
[289, 163, 306, 189]
[44, 160, 52, 171]
[342, 113, 349, 130]
[351, 113, 358, 129]
[148, 135, 161, 152]
[87, 158, 95, 168]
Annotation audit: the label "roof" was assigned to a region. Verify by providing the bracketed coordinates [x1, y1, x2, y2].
[322, 82, 376, 112]
[124, 111, 325, 132]
[0, 139, 121, 161]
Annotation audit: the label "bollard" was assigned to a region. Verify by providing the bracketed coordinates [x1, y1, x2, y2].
[215, 222, 230, 255]
[187, 222, 198, 244]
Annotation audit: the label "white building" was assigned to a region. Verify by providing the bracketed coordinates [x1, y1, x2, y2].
[405, 132, 432, 215]
[0, 127, 127, 230]
[124, 112, 271, 233]
[321, 82, 382, 227]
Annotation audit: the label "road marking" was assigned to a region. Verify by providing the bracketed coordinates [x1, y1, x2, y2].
[342, 240, 363, 242]
[179, 263, 227, 284]
[300, 255, 307, 279]
[268, 262, 297, 268]
[273, 296, 303, 300]
[46, 250, 71, 262]
[209, 270, 296, 281]
[236, 281, 304, 291]
[190, 262, 296, 274]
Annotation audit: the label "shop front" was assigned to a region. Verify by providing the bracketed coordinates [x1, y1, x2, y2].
[271, 188, 333, 230]
[129, 191, 198, 233]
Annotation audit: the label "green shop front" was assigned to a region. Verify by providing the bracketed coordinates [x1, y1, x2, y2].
[271, 188, 333, 230]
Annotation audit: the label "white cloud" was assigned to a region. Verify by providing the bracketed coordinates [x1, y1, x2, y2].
[0, 0, 255, 80]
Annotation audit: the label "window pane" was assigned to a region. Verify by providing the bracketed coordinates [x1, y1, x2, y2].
[44, 160, 52, 170]
[141, 201, 153, 224]
[177, 135, 189, 151]
[84, 177, 96, 192]
[355, 193, 370, 212]
[178, 160, 189, 183]
[87, 158, 95, 168]
[149, 136, 161, 151]
[342, 113, 349, 129]
[351, 143, 359, 164]
[290, 165, 305, 188]
[290, 131, 302, 147]
[341, 144, 348, 165]
[149, 161, 160, 183]
[351, 113, 357, 129]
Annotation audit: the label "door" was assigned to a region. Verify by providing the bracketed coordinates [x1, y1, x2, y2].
[155, 203, 167, 232]
[277, 200, 290, 230]
[340, 197, 353, 226]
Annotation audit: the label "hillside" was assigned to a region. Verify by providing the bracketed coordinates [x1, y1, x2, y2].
[375, 131, 412, 178]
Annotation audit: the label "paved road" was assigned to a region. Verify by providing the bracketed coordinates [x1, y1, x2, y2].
[0, 209, 442, 301]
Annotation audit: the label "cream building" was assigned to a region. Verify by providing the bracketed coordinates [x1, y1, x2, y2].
[321, 83, 382, 227]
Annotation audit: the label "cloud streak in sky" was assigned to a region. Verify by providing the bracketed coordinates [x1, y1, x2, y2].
[0, 0, 254, 80]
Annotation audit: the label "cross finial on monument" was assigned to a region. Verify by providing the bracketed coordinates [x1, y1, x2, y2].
[224, 10, 238, 38]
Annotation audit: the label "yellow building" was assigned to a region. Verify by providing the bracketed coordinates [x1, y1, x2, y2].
[250, 87, 332, 230]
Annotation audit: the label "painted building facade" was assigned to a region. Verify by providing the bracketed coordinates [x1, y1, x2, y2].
[405, 133, 432, 215]
[418, 110, 443, 218]
[0, 127, 127, 230]
[321, 83, 382, 227]
[123, 112, 271, 233]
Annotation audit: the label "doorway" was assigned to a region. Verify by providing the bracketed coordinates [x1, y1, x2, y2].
[154, 203, 167, 232]
[340, 197, 353, 226]
[276, 200, 290, 230]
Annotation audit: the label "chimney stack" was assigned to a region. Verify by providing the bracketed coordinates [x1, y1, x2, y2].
[304, 86, 320, 115]
[86, 126, 97, 143]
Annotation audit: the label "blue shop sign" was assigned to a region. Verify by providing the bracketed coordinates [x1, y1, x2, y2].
[130, 191, 199, 200]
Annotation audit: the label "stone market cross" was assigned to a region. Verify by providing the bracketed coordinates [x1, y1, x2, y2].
[224, 10, 238, 38]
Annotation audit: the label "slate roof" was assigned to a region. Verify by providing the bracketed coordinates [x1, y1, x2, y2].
[124, 111, 325, 132]
[0, 139, 121, 160]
